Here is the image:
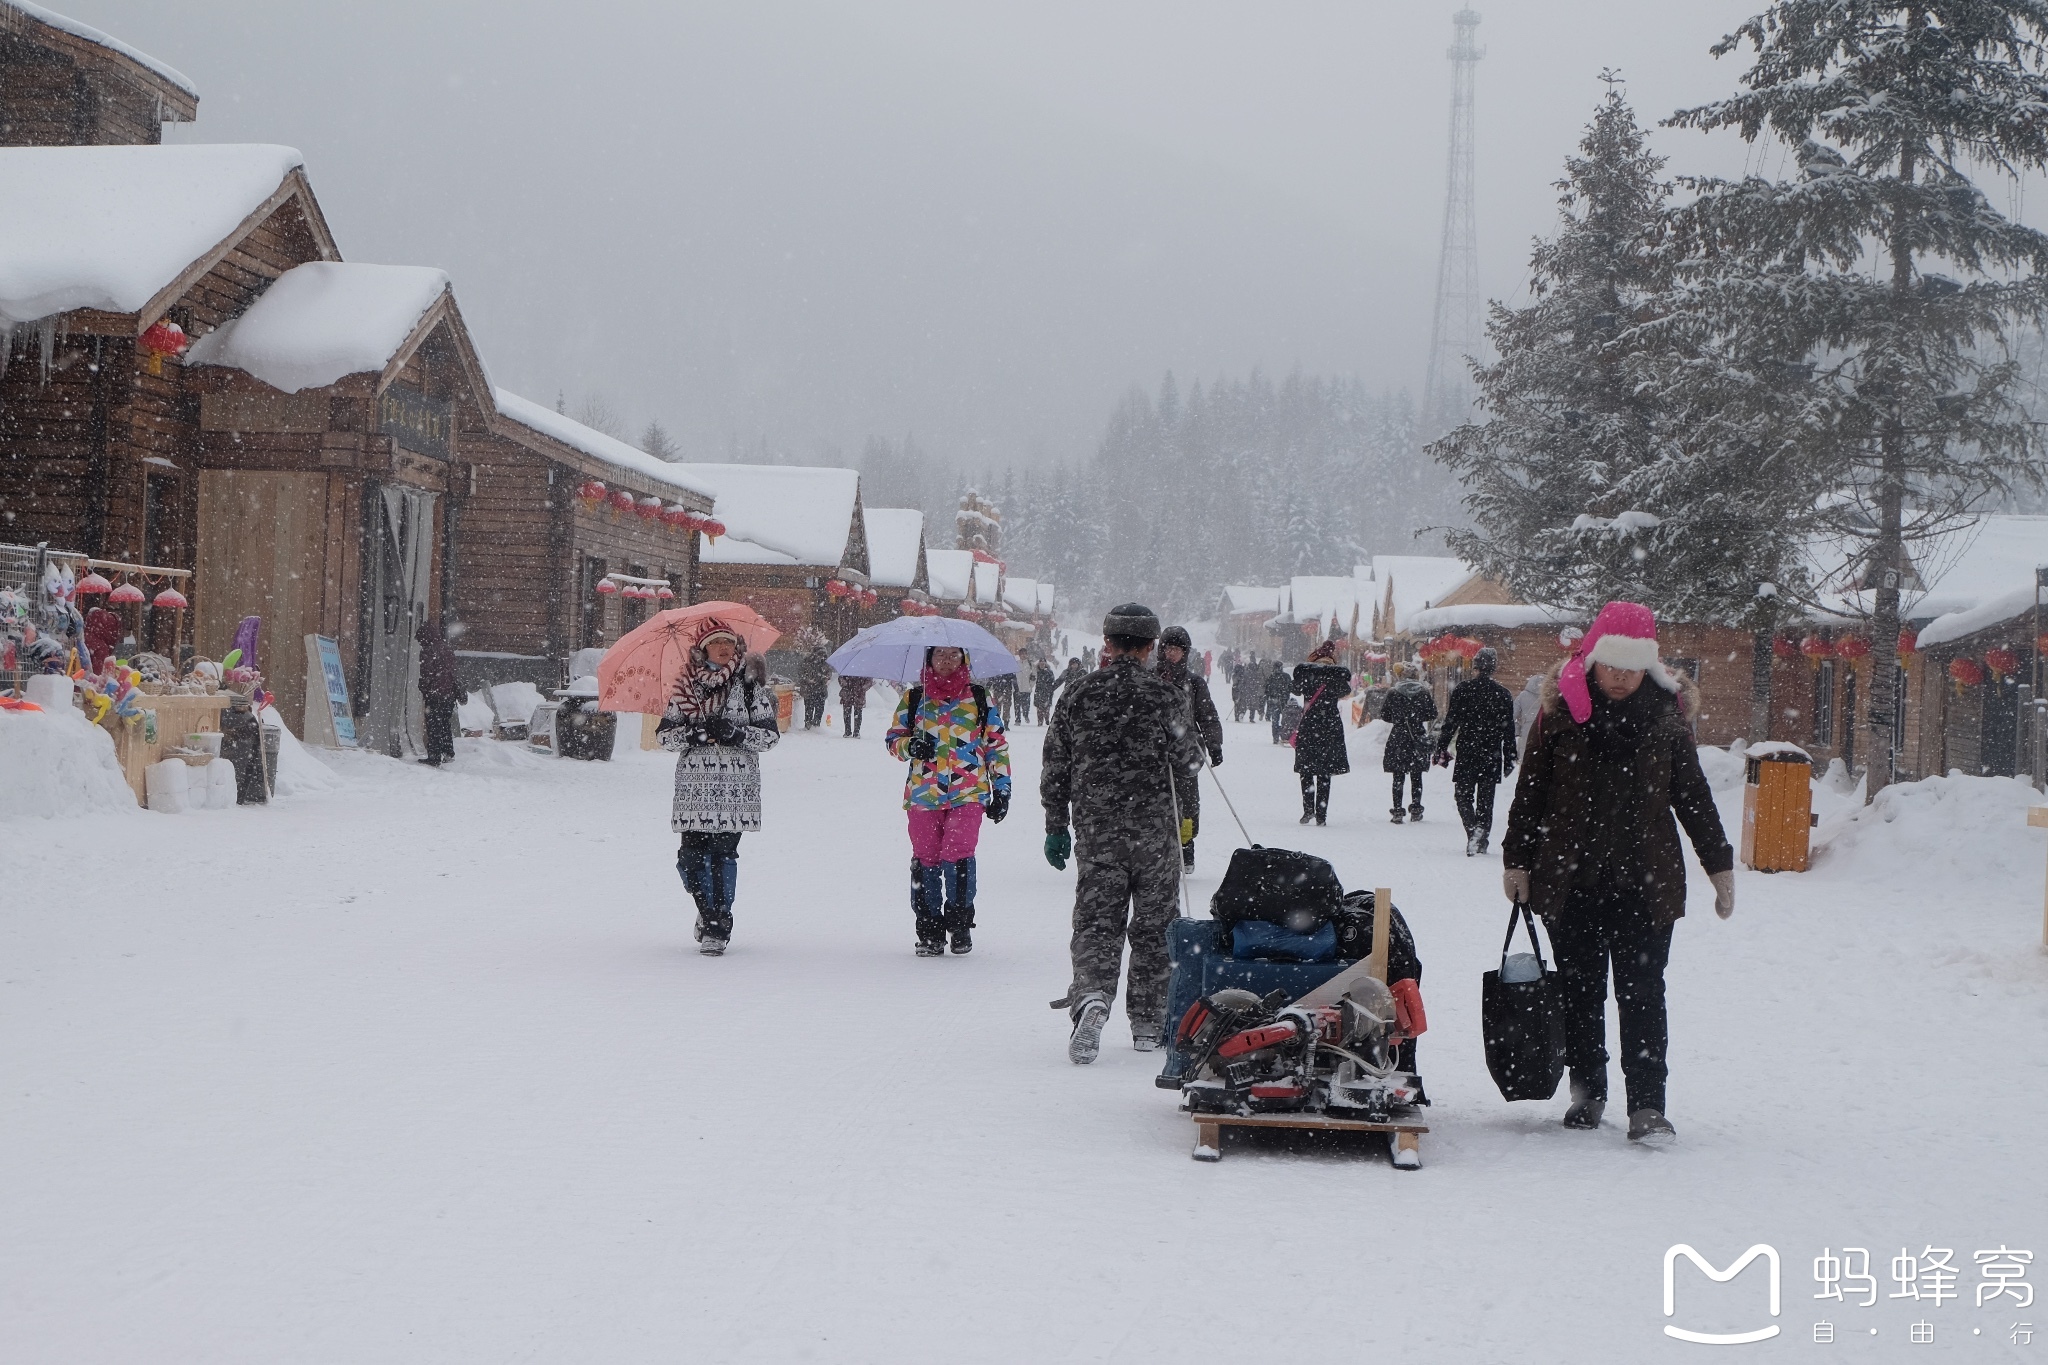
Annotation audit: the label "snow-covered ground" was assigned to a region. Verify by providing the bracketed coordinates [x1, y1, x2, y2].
[5, 708, 2046, 1362]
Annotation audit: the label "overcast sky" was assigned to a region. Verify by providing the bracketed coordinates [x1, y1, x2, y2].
[72, 0, 1776, 466]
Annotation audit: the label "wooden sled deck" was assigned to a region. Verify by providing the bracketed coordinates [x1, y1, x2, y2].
[1189, 1111, 1429, 1169]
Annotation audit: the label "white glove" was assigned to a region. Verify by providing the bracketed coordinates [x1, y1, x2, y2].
[1503, 868, 1530, 904]
[1710, 869, 1735, 920]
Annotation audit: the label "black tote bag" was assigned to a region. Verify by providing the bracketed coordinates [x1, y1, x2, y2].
[1481, 901, 1567, 1102]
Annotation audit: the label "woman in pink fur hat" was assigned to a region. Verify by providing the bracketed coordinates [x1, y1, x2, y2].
[1501, 601, 1735, 1145]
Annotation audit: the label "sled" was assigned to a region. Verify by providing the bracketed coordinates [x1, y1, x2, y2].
[1190, 1111, 1428, 1169]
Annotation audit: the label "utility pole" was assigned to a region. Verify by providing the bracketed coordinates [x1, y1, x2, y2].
[1422, 8, 1484, 440]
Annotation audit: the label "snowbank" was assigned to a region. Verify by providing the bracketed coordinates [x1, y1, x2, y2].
[186, 262, 449, 393]
[0, 144, 304, 324]
[1811, 770, 2047, 885]
[490, 682, 543, 729]
[0, 705, 139, 820]
[259, 705, 338, 797]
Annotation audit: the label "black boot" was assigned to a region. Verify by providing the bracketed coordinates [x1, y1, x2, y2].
[943, 857, 976, 954]
[912, 859, 946, 956]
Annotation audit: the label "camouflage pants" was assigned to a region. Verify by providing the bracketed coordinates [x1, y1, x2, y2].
[1066, 828, 1184, 1036]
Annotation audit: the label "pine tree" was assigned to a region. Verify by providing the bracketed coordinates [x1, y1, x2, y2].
[1668, 1, 2048, 792]
[639, 421, 679, 460]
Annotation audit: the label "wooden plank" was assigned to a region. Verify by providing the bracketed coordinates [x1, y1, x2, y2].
[1369, 885, 1392, 984]
[1196, 1113, 1428, 1135]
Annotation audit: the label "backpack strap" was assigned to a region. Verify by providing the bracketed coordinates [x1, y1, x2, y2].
[904, 685, 922, 721]
[970, 683, 989, 734]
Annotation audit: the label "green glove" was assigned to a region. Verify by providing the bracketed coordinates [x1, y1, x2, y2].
[1044, 828, 1072, 870]
[1179, 817, 1194, 845]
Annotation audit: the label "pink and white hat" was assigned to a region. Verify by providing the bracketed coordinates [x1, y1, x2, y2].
[1558, 600, 1683, 724]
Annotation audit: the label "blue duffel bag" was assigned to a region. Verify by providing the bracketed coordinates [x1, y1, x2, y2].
[1230, 919, 1338, 963]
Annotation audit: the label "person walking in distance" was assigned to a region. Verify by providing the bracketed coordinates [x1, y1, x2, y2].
[1502, 602, 1734, 1145]
[1381, 661, 1437, 823]
[796, 637, 831, 730]
[1032, 658, 1058, 728]
[838, 672, 872, 738]
[1042, 604, 1202, 1063]
[885, 646, 1012, 955]
[1262, 660, 1292, 744]
[1434, 646, 1518, 855]
[658, 624, 782, 955]
[1156, 625, 1224, 869]
[1290, 640, 1351, 825]
[414, 617, 462, 766]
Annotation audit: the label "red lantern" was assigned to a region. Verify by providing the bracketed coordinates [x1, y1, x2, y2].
[2038, 632, 2048, 658]
[151, 586, 189, 610]
[1772, 636, 1799, 661]
[595, 578, 619, 597]
[901, 598, 920, 615]
[1897, 630, 1918, 658]
[1799, 634, 1834, 661]
[1985, 647, 2020, 678]
[608, 489, 636, 513]
[1834, 635, 1871, 660]
[76, 572, 112, 596]
[576, 480, 606, 505]
[699, 518, 726, 540]
[1947, 657, 1984, 688]
[138, 318, 188, 375]
[656, 584, 676, 601]
[636, 495, 663, 520]
[108, 581, 145, 604]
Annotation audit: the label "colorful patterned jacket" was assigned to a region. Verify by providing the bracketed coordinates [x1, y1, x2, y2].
[885, 686, 1012, 810]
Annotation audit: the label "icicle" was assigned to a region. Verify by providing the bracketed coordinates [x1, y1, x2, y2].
[36, 317, 57, 384]
[0, 320, 13, 382]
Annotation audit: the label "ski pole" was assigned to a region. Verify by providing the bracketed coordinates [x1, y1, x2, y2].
[1206, 761, 1254, 848]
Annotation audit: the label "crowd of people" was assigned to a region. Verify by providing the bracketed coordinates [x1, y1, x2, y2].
[652, 596, 1736, 1145]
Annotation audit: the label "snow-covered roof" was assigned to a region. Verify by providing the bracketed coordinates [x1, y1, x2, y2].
[1003, 576, 1038, 614]
[1222, 585, 1283, 615]
[862, 507, 925, 588]
[493, 389, 715, 500]
[926, 549, 974, 601]
[185, 263, 449, 393]
[1036, 583, 1056, 614]
[677, 464, 860, 567]
[0, 144, 306, 324]
[1907, 515, 2048, 648]
[1280, 576, 1365, 636]
[971, 560, 1001, 604]
[1406, 602, 1584, 634]
[1371, 555, 1476, 634]
[3, 2, 199, 100]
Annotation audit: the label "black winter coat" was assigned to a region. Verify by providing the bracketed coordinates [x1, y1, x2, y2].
[1379, 680, 1437, 773]
[1262, 667, 1292, 705]
[1435, 675, 1517, 784]
[1290, 663, 1352, 776]
[1159, 659, 1224, 762]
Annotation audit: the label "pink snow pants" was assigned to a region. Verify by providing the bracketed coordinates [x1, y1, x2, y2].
[907, 803, 984, 864]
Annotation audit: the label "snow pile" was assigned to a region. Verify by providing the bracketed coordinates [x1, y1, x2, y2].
[259, 705, 338, 797]
[861, 507, 926, 589]
[456, 694, 495, 734]
[678, 463, 860, 567]
[0, 705, 138, 820]
[5, 2, 199, 97]
[0, 145, 305, 324]
[1811, 771, 2047, 884]
[490, 682, 544, 729]
[1696, 741, 1748, 792]
[492, 389, 714, 499]
[186, 263, 449, 393]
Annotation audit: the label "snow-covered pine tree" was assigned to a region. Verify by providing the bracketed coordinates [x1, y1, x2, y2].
[639, 421, 679, 460]
[1669, 1, 2048, 793]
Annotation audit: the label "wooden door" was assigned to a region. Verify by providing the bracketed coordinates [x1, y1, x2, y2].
[196, 470, 331, 733]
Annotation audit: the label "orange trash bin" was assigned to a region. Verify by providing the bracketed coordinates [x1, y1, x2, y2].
[1740, 747, 1814, 873]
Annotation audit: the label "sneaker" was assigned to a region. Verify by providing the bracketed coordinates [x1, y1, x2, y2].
[693, 917, 729, 957]
[1068, 995, 1111, 1065]
[1132, 1033, 1163, 1053]
[1628, 1109, 1677, 1145]
[948, 924, 973, 955]
[1563, 1079, 1604, 1129]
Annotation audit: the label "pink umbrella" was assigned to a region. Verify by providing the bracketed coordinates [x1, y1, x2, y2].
[597, 601, 780, 714]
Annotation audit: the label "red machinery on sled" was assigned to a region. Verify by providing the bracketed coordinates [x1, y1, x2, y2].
[1157, 847, 1430, 1167]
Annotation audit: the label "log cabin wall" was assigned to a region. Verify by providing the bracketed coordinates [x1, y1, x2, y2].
[0, 14, 193, 147]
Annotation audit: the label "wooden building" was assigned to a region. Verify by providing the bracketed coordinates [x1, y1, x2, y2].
[1, 1, 196, 147]
[680, 463, 871, 659]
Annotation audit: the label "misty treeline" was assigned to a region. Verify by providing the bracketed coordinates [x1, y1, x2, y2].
[853, 373, 1458, 620]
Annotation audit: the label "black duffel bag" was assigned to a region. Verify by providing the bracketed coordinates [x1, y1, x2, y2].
[1209, 846, 1343, 934]
[1332, 889, 1421, 982]
[1481, 901, 1566, 1102]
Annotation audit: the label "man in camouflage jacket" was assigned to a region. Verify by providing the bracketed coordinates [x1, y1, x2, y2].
[1042, 603, 1204, 1062]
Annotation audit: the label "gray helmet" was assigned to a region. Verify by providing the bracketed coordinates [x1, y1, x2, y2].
[1101, 603, 1161, 641]
[1472, 646, 1499, 675]
[1158, 625, 1192, 651]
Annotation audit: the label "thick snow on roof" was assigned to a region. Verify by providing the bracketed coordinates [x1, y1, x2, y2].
[862, 507, 925, 588]
[5, 3, 199, 98]
[678, 464, 859, 567]
[186, 263, 448, 393]
[1371, 555, 1475, 633]
[1036, 583, 1056, 614]
[493, 389, 715, 499]
[0, 144, 303, 324]
[926, 549, 974, 601]
[1002, 576, 1038, 613]
[1223, 585, 1283, 615]
[1282, 576, 1364, 633]
[1407, 602, 1583, 634]
[971, 560, 1001, 604]
[1908, 516, 2048, 647]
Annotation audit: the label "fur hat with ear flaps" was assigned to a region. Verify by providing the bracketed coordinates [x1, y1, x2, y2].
[1559, 600, 1683, 724]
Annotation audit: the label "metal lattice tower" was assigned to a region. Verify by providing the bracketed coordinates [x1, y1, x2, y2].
[1422, 9, 1483, 438]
